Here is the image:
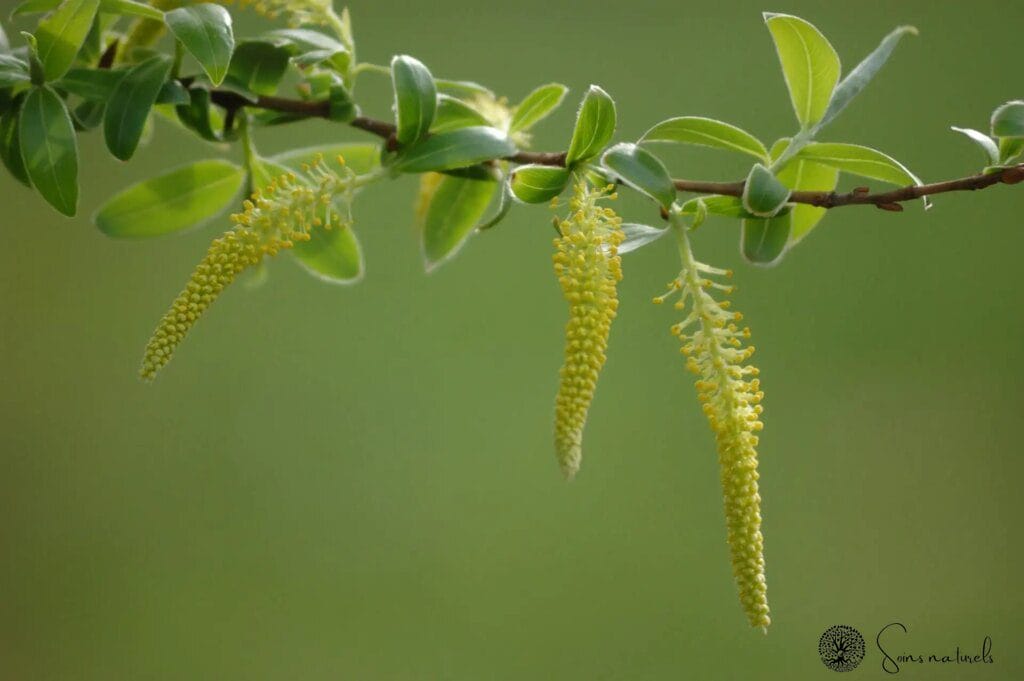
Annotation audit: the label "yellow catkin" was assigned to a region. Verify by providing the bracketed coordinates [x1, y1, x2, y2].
[658, 225, 770, 629]
[140, 156, 353, 381]
[552, 182, 624, 479]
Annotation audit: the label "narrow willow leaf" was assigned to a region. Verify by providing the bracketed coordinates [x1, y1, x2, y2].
[34, 0, 99, 82]
[741, 212, 791, 265]
[509, 164, 569, 203]
[292, 222, 363, 284]
[0, 20, 9, 52]
[165, 4, 234, 87]
[817, 25, 916, 132]
[272, 143, 380, 176]
[742, 163, 790, 217]
[422, 174, 497, 270]
[393, 126, 514, 174]
[640, 116, 769, 162]
[680, 194, 758, 219]
[431, 94, 488, 133]
[265, 28, 348, 72]
[763, 12, 840, 129]
[565, 85, 616, 165]
[103, 54, 171, 160]
[391, 54, 436, 145]
[99, 0, 162, 20]
[94, 159, 244, 237]
[999, 138, 1024, 165]
[0, 54, 29, 86]
[600, 142, 675, 208]
[991, 100, 1024, 138]
[618, 222, 667, 255]
[510, 82, 567, 133]
[0, 92, 30, 185]
[226, 41, 289, 95]
[19, 85, 78, 215]
[434, 78, 493, 97]
[55, 66, 123, 100]
[950, 126, 999, 166]
[793, 142, 929, 207]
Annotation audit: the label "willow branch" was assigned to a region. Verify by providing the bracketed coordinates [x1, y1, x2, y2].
[208, 89, 1024, 210]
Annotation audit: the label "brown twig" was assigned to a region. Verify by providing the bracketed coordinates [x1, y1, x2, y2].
[208, 88, 1024, 210]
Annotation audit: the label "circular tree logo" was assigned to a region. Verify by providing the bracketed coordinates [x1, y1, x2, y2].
[819, 625, 866, 672]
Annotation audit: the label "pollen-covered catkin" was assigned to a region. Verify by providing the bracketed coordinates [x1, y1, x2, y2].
[552, 182, 624, 479]
[658, 226, 770, 629]
[140, 156, 354, 381]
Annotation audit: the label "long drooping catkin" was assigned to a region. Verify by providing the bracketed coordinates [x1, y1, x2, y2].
[140, 156, 353, 381]
[552, 182, 624, 479]
[657, 223, 770, 630]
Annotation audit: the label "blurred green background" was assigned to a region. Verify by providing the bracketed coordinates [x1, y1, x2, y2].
[2, 1, 1023, 679]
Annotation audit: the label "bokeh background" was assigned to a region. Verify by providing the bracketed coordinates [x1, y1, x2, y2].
[2, 1, 1023, 679]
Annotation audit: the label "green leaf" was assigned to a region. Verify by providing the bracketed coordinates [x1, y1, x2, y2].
[19, 85, 78, 215]
[565, 85, 615, 165]
[600, 142, 675, 208]
[742, 163, 790, 217]
[0, 53, 30, 87]
[55, 66, 123, 100]
[293, 221, 363, 284]
[0, 20, 9, 52]
[680, 195, 758, 219]
[393, 126, 514, 174]
[103, 54, 171, 160]
[763, 12, 840, 129]
[742, 212, 791, 266]
[640, 116, 768, 162]
[226, 41, 290, 95]
[431, 94, 488, 133]
[793, 142, 928, 207]
[165, 3, 233, 87]
[94, 159, 243, 237]
[391, 54, 436, 145]
[272, 143, 380, 176]
[999, 138, 1024, 165]
[422, 174, 497, 270]
[510, 82, 567, 133]
[264, 28, 348, 72]
[618, 222, 668, 255]
[817, 25, 916, 132]
[0, 92, 31, 185]
[950, 126, 999, 166]
[509, 164, 569, 203]
[772, 139, 838, 244]
[34, 0, 99, 82]
[991, 100, 1024, 138]
[99, 0, 162, 20]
